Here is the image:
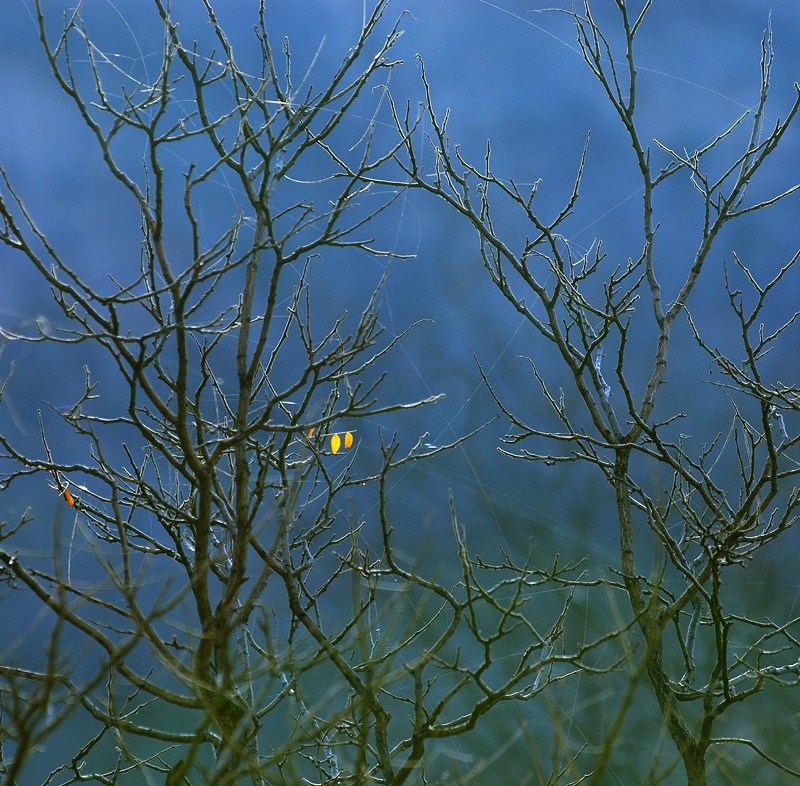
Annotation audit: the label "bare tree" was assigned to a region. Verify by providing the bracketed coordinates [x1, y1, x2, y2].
[373, 2, 800, 784]
[0, 3, 612, 785]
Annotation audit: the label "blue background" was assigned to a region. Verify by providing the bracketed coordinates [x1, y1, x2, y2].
[2, 1, 800, 782]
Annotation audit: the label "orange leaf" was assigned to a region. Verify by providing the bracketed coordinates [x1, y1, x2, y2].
[62, 488, 75, 508]
[330, 433, 341, 454]
[344, 431, 353, 450]
[307, 427, 315, 438]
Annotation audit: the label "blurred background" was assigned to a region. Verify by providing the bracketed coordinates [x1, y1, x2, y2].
[2, 1, 800, 782]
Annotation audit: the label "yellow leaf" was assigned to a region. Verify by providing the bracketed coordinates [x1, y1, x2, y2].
[330, 433, 341, 454]
[344, 431, 353, 450]
[307, 427, 315, 438]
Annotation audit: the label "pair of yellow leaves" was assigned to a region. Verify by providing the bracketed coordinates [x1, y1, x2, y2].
[307, 428, 354, 455]
[330, 431, 354, 454]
